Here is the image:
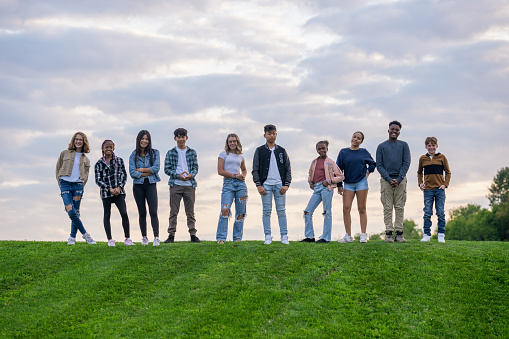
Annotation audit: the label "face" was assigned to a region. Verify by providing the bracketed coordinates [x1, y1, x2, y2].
[316, 144, 328, 157]
[426, 143, 437, 155]
[174, 135, 188, 148]
[351, 133, 364, 147]
[388, 124, 401, 140]
[264, 130, 277, 144]
[74, 134, 84, 150]
[227, 136, 238, 150]
[102, 141, 114, 156]
[140, 135, 149, 148]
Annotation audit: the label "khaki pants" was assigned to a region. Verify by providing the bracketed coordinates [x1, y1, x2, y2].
[380, 177, 407, 232]
[168, 185, 196, 236]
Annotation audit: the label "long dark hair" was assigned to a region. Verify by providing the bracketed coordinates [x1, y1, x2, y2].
[136, 130, 155, 166]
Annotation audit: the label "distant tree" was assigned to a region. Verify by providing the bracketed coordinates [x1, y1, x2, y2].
[402, 219, 422, 239]
[446, 204, 500, 241]
[487, 167, 509, 206]
[369, 233, 382, 241]
[493, 201, 509, 241]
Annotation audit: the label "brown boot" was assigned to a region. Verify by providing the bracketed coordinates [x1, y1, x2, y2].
[395, 231, 407, 243]
[384, 231, 394, 243]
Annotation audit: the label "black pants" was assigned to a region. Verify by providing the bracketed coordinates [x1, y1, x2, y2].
[102, 194, 130, 240]
[133, 179, 159, 237]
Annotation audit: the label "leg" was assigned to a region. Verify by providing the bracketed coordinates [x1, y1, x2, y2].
[114, 194, 130, 239]
[342, 189, 356, 237]
[319, 186, 334, 242]
[216, 181, 234, 242]
[303, 186, 322, 240]
[168, 185, 183, 236]
[273, 184, 288, 236]
[356, 189, 369, 234]
[133, 183, 148, 237]
[102, 197, 113, 240]
[435, 188, 446, 234]
[422, 189, 434, 236]
[61, 183, 86, 237]
[380, 179, 395, 232]
[182, 186, 197, 235]
[261, 184, 274, 236]
[232, 182, 248, 241]
[393, 178, 407, 232]
[145, 182, 159, 237]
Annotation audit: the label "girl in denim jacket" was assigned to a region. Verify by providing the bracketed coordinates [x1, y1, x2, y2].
[216, 134, 248, 243]
[129, 130, 161, 246]
[55, 132, 96, 245]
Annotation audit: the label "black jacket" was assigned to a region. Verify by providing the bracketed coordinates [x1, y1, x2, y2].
[252, 144, 292, 187]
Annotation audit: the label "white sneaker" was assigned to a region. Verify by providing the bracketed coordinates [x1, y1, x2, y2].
[264, 235, 272, 245]
[438, 233, 445, 243]
[153, 237, 160, 246]
[108, 239, 116, 247]
[281, 235, 289, 245]
[338, 234, 353, 243]
[141, 236, 149, 246]
[217, 240, 225, 244]
[67, 237, 76, 245]
[82, 233, 96, 244]
[421, 234, 431, 242]
[124, 238, 135, 246]
[360, 233, 368, 243]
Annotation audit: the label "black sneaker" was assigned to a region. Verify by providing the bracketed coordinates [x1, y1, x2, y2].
[164, 234, 174, 244]
[316, 239, 329, 243]
[191, 235, 201, 243]
[299, 238, 315, 242]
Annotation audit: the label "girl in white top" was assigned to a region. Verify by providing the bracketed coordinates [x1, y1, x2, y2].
[216, 134, 248, 243]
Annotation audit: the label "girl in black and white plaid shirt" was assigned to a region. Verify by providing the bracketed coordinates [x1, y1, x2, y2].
[95, 140, 133, 247]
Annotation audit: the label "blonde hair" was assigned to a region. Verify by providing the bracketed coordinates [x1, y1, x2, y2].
[224, 133, 243, 155]
[68, 132, 90, 153]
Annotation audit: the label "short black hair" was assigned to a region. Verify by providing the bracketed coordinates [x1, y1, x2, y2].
[264, 124, 277, 133]
[388, 120, 402, 128]
[174, 128, 188, 137]
[316, 140, 329, 148]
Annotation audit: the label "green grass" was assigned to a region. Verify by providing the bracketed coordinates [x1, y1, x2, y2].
[0, 240, 508, 338]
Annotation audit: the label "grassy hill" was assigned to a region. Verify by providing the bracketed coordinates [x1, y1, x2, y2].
[0, 240, 507, 338]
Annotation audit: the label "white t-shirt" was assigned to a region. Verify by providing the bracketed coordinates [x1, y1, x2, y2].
[219, 151, 244, 175]
[174, 147, 192, 187]
[264, 147, 282, 185]
[60, 152, 83, 183]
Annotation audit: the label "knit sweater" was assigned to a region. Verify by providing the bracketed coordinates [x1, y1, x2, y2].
[376, 140, 411, 183]
[336, 148, 376, 187]
[417, 153, 451, 189]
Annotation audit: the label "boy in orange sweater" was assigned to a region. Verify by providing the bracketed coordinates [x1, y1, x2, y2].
[417, 137, 451, 243]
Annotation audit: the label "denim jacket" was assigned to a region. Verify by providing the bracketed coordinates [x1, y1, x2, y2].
[129, 149, 161, 184]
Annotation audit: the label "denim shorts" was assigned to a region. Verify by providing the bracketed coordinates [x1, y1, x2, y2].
[343, 177, 368, 192]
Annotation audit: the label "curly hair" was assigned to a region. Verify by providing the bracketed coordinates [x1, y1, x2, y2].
[68, 132, 90, 153]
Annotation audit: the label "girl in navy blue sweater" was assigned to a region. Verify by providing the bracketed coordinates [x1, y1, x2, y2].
[336, 132, 376, 243]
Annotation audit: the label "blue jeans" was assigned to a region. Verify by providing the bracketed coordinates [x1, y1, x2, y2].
[216, 179, 248, 241]
[59, 179, 87, 237]
[261, 183, 287, 236]
[304, 184, 334, 241]
[423, 188, 446, 236]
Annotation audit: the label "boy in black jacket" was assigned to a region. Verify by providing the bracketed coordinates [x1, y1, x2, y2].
[252, 124, 292, 245]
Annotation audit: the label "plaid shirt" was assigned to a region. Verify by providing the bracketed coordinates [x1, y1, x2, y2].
[94, 157, 127, 199]
[164, 146, 198, 188]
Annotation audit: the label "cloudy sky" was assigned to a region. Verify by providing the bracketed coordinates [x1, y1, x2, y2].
[1, 0, 508, 242]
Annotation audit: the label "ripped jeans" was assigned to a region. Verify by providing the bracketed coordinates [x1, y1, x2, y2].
[216, 178, 248, 242]
[304, 183, 333, 242]
[59, 179, 87, 238]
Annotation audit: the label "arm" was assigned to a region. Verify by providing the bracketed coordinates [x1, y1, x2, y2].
[94, 162, 110, 190]
[283, 150, 292, 187]
[336, 150, 344, 187]
[164, 150, 178, 179]
[129, 152, 142, 179]
[331, 162, 345, 184]
[147, 149, 160, 176]
[56, 151, 64, 184]
[187, 149, 198, 178]
[252, 148, 261, 186]
[376, 144, 391, 183]
[217, 157, 233, 178]
[119, 158, 127, 187]
[398, 142, 411, 183]
[365, 149, 376, 173]
[443, 155, 451, 188]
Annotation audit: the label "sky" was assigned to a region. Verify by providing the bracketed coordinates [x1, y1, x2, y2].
[1, 0, 508, 242]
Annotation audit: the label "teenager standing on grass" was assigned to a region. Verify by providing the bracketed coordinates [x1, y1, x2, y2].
[300, 141, 344, 243]
[164, 128, 200, 244]
[336, 132, 376, 243]
[252, 124, 292, 245]
[56, 132, 96, 245]
[376, 121, 411, 243]
[129, 130, 161, 246]
[417, 137, 451, 243]
[95, 140, 133, 247]
[216, 134, 248, 244]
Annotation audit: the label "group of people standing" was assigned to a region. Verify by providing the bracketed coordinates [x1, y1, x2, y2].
[55, 120, 451, 245]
